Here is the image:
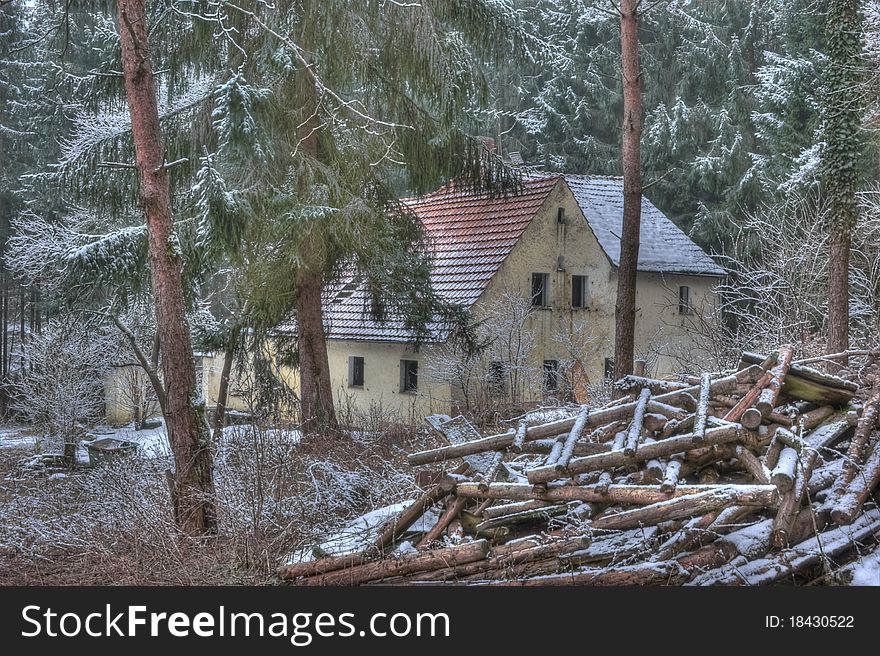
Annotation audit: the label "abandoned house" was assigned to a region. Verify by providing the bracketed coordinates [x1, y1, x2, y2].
[104, 174, 725, 424]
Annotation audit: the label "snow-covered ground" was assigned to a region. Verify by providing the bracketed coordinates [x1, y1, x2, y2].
[0, 419, 305, 466]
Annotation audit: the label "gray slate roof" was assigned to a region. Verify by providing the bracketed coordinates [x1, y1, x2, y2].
[565, 175, 726, 277]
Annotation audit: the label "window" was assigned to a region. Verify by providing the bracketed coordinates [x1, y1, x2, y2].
[400, 359, 418, 393]
[488, 361, 507, 395]
[348, 356, 364, 387]
[604, 357, 615, 380]
[571, 275, 588, 308]
[678, 285, 693, 315]
[557, 207, 566, 224]
[531, 273, 549, 307]
[543, 360, 559, 393]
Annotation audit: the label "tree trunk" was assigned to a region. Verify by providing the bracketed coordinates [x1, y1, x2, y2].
[823, 0, 864, 368]
[613, 0, 643, 385]
[293, 38, 338, 433]
[296, 267, 338, 432]
[212, 328, 238, 438]
[115, 0, 216, 534]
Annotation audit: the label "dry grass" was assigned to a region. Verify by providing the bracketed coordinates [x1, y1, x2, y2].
[0, 420, 441, 586]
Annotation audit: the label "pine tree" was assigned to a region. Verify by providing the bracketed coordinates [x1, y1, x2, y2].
[113, 0, 216, 533]
[186, 1, 523, 432]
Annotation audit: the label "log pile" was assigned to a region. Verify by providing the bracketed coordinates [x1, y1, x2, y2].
[279, 347, 880, 586]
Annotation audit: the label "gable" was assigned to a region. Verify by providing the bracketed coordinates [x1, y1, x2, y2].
[565, 176, 726, 277]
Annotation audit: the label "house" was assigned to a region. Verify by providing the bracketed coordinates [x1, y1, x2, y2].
[298, 173, 724, 419]
[103, 174, 724, 425]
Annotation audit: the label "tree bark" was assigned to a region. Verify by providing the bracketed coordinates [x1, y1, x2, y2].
[115, 0, 215, 534]
[823, 0, 866, 368]
[292, 45, 338, 433]
[613, 0, 643, 385]
[212, 327, 238, 438]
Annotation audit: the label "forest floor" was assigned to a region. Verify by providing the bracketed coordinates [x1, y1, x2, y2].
[0, 419, 435, 585]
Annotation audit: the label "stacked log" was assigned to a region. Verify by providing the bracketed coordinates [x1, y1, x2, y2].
[280, 347, 880, 586]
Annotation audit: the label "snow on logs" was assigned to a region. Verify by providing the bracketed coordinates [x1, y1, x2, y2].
[281, 348, 880, 586]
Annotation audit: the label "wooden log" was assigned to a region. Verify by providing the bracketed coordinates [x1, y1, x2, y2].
[741, 407, 764, 430]
[477, 451, 505, 491]
[279, 553, 369, 581]
[615, 375, 689, 395]
[643, 412, 669, 433]
[770, 415, 853, 547]
[742, 351, 859, 391]
[837, 386, 880, 490]
[724, 370, 773, 423]
[831, 435, 880, 525]
[653, 509, 724, 561]
[660, 456, 683, 492]
[796, 405, 836, 430]
[545, 437, 565, 466]
[694, 373, 711, 442]
[474, 504, 569, 533]
[408, 370, 760, 466]
[456, 481, 776, 506]
[773, 427, 804, 452]
[612, 431, 626, 451]
[596, 471, 613, 494]
[556, 404, 590, 471]
[687, 506, 834, 585]
[625, 388, 652, 455]
[512, 419, 528, 452]
[735, 445, 770, 484]
[293, 540, 491, 586]
[660, 414, 694, 439]
[646, 400, 689, 420]
[518, 440, 610, 457]
[712, 509, 880, 586]
[488, 560, 690, 586]
[527, 425, 743, 484]
[416, 496, 468, 549]
[406, 535, 593, 582]
[764, 435, 783, 471]
[589, 486, 778, 531]
[480, 499, 555, 520]
[770, 446, 799, 492]
[756, 344, 794, 418]
[373, 476, 455, 552]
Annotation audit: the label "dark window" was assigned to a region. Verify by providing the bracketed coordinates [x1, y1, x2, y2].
[543, 360, 559, 392]
[572, 275, 588, 308]
[678, 285, 692, 315]
[400, 359, 418, 393]
[557, 207, 566, 224]
[604, 357, 615, 379]
[531, 273, 549, 307]
[348, 356, 364, 387]
[488, 361, 507, 395]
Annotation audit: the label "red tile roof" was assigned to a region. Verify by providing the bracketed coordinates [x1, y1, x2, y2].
[320, 175, 561, 343]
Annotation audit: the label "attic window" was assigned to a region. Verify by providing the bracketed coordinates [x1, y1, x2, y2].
[678, 286, 693, 315]
[400, 359, 418, 393]
[531, 273, 549, 307]
[572, 275, 588, 308]
[557, 207, 566, 224]
[348, 356, 365, 388]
